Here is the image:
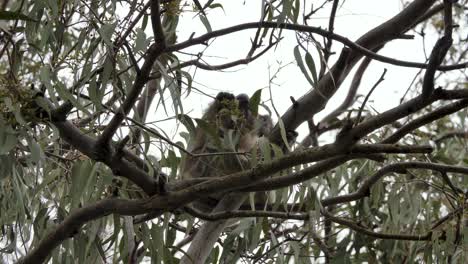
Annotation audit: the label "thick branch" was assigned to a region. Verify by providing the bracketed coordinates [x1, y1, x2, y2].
[53, 121, 159, 195]
[241, 155, 370, 192]
[150, 0, 166, 47]
[173, 143, 431, 201]
[422, 37, 453, 99]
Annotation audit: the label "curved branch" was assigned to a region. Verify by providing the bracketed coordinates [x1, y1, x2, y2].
[321, 162, 468, 206]
[241, 155, 373, 192]
[174, 143, 432, 200]
[336, 88, 467, 145]
[180, 39, 277, 71]
[422, 36, 453, 99]
[185, 204, 465, 242]
[166, 22, 465, 72]
[435, 131, 468, 143]
[321, 209, 431, 241]
[53, 121, 159, 195]
[382, 99, 468, 143]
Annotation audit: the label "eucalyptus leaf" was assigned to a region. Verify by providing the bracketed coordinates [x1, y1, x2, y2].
[0, 11, 37, 22]
[199, 15, 212, 33]
[0, 122, 17, 154]
[293, 46, 314, 86]
[249, 89, 262, 116]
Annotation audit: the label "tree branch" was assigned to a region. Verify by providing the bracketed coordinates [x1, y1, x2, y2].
[321, 162, 468, 207]
[166, 22, 466, 72]
[53, 121, 159, 195]
[336, 88, 466, 145]
[382, 99, 468, 143]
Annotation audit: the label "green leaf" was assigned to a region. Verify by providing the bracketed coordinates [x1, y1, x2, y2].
[209, 3, 225, 13]
[82, 162, 99, 201]
[142, 14, 149, 30]
[0, 11, 37, 22]
[11, 168, 27, 221]
[248, 222, 262, 251]
[305, 52, 317, 86]
[98, 23, 116, 47]
[199, 15, 212, 33]
[293, 46, 314, 86]
[45, 0, 58, 18]
[39, 66, 53, 91]
[0, 122, 17, 154]
[87, 76, 100, 110]
[134, 28, 148, 53]
[289, 241, 300, 263]
[277, 118, 291, 152]
[101, 56, 114, 90]
[259, 138, 272, 163]
[277, 0, 290, 24]
[71, 160, 93, 208]
[27, 136, 43, 163]
[291, 0, 300, 23]
[0, 154, 13, 180]
[180, 70, 193, 96]
[249, 89, 262, 116]
[33, 168, 61, 197]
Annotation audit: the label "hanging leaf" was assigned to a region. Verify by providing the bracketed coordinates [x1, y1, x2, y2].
[199, 15, 212, 33]
[249, 89, 262, 117]
[71, 160, 93, 209]
[0, 11, 37, 22]
[134, 28, 148, 53]
[27, 136, 43, 163]
[305, 51, 318, 86]
[98, 23, 117, 47]
[177, 114, 196, 135]
[0, 122, 17, 155]
[293, 46, 314, 86]
[277, 118, 291, 152]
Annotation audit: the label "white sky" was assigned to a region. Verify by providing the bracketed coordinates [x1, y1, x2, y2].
[147, 0, 454, 148]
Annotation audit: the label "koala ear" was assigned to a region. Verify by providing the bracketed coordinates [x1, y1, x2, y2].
[215, 92, 235, 111]
[216, 92, 235, 102]
[236, 94, 250, 112]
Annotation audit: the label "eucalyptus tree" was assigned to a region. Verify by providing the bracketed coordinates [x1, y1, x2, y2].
[0, 0, 467, 263]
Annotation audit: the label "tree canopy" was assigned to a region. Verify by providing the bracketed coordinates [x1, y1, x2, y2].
[0, 0, 467, 263]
